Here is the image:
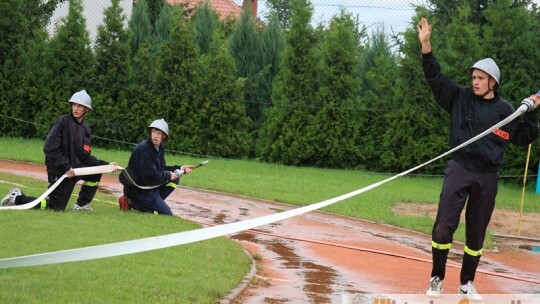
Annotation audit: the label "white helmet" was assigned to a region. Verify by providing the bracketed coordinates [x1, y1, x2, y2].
[470, 58, 500, 85]
[69, 90, 92, 110]
[149, 118, 169, 137]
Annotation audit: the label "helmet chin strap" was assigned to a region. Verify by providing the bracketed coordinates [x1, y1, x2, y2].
[479, 88, 493, 99]
[478, 78, 496, 99]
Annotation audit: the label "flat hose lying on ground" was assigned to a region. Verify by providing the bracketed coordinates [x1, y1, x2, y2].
[0, 104, 530, 269]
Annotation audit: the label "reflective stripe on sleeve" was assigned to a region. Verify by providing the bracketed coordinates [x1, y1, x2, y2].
[165, 182, 177, 189]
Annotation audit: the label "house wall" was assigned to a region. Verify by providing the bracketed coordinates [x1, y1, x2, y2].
[46, 0, 133, 46]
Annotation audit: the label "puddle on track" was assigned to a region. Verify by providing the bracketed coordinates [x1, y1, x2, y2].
[232, 232, 340, 303]
[213, 213, 227, 224]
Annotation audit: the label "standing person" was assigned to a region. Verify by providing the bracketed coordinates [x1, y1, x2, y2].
[118, 119, 195, 215]
[417, 17, 540, 300]
[0, 90, 119, 211]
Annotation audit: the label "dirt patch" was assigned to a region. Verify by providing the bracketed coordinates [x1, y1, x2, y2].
[392, 202, 540, 237]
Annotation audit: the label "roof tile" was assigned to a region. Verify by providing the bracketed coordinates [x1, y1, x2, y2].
[168, 0, 244, 20]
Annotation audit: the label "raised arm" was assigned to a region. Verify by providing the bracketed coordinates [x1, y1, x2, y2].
[417, 17, 432, 54]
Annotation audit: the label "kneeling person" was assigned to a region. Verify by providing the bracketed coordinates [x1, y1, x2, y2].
[1, 90, 118, 211]
[119, 119, 195, 215]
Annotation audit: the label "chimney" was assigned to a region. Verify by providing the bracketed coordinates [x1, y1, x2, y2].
[243, 0, 258, 18]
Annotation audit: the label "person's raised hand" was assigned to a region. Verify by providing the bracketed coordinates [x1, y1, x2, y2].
[417, 17, 432, 54]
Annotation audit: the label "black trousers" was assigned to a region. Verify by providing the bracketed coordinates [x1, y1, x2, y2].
[18, 172, 102, 211]
[47, 172, 102, 210]
[431, 159, 498, 284]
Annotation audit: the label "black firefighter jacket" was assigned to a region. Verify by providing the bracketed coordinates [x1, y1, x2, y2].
[422, 52, 539, 172]
[119, 139, 178, 194]
[43, 114, 108, 176]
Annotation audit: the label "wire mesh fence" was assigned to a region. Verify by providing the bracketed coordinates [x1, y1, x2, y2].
[47, 0, 540, 45]
[46, 0, 133, 44]
[46, 0, 429, 45]
[259, 0, 428, 34]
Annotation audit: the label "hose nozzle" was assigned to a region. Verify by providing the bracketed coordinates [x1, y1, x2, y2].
[521, 90, 540, 112]
[521, 98, 535, 112]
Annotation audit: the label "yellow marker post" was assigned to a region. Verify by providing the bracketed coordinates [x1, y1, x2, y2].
[517, 144, 532, 236]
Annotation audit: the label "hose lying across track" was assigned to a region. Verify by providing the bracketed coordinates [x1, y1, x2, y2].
[0, 104, 533, 271]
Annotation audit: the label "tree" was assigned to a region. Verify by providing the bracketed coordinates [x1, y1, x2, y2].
[0, 0, 30, 136]
[426, 0, 493, 28]
[90, 0, 132, 148]
[193, 2, 219, 55]
[264, 0, 294, 29]
[257, 0, 322, 166]
[437, 5, 481, 85]
[379, 10, 448, 174]
[35, 0, 95, 137]
[0, 0, 64, 137]
[228, 6, 263, 125]
[155, 5, 201, 152]
[359, 25, 394, 108]
[147, 0, 166, 26]
[126, 41, 159, 143]
[196, 44, 250, 157]
[396, 9, 441, 110]
[355, 27, 399, 170]
[129, 0, 152, 60]
[481, 0, 540, 177]
[152, 3, 172, 49]
[309, 9, 362, 168]
[248, 14, 286, 152]
[482, 0, 537, 103]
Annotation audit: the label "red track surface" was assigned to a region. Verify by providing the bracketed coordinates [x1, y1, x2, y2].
[1, 160, 539, 303]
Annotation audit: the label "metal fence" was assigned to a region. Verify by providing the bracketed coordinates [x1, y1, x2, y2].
[47, 0, 540, 44]
[46, 0, 133, 44]
[258, 0, 429, 34]
[47, 0, 428, 45]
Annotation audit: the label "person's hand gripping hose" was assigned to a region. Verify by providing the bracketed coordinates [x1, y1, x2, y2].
[175, 160, 209, 176]
[520, 90, 540, 111]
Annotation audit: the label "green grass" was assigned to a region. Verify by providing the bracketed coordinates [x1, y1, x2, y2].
[1, 136, 539, 302]
[2, 137, 540, 230]
[0, 172, 251, 303]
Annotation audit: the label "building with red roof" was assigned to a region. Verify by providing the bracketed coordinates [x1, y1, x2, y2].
[168, 0, 257, 20]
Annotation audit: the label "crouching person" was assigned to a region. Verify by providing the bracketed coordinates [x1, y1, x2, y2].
[1, 90, 118, 211]
[118, 119, 195, 215]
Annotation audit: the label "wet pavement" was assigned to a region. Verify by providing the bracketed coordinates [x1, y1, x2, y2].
[1, 160, 540, 303]
[165, 187, 540, 302]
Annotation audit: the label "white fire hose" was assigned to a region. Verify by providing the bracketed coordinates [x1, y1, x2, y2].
[0, 102, 533, 268]
[0, 161, 210, 210]
[119, 160, 208, 190]
[0, 165, 119, 210]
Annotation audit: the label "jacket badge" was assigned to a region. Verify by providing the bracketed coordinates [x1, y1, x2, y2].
[492, 128, 509, 140]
